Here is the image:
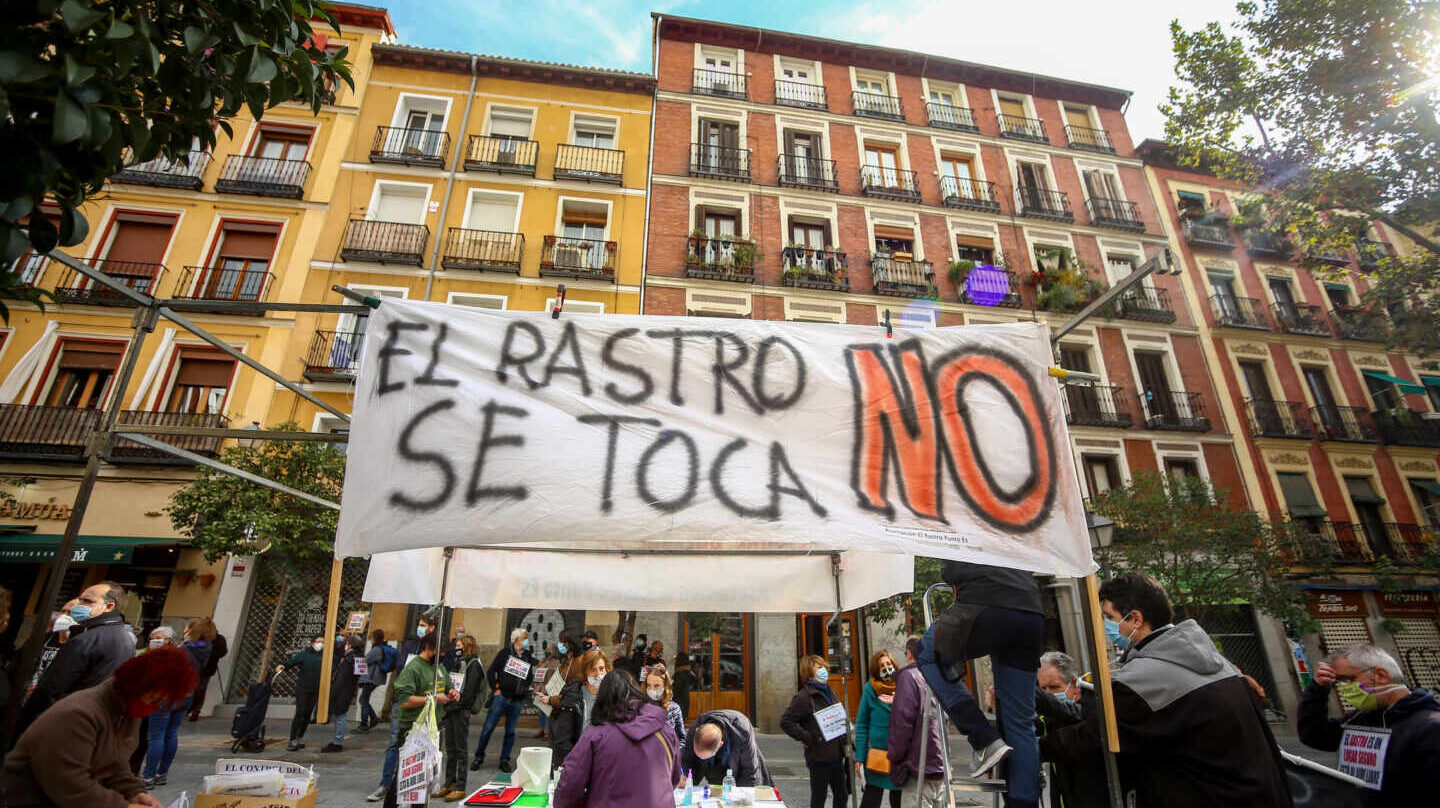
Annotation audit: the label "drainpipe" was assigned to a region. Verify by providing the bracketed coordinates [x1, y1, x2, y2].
[424, 55, 479, 301]
[639, 19, 662, 314]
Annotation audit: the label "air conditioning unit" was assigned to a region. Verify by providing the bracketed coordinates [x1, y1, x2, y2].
[687, 290, 751, 317]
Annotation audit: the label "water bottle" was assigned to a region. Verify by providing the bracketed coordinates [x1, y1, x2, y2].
[683, 769, 695, 805]
[722, 769, 735, 802]
[549, 766, 562, 806]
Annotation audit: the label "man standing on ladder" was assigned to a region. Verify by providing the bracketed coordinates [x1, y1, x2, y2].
[917, 561, 1045, 808]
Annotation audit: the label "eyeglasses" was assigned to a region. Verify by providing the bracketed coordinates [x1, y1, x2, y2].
[1333, 666, 1376, 684]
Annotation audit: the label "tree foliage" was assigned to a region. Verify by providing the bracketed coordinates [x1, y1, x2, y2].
[866, 556, 954, 636]
[1163, 1, 1440, 352]
[0, 0, 353, 319]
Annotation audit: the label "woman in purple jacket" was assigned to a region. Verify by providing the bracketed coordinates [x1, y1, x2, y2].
[552, 670, 683, 808]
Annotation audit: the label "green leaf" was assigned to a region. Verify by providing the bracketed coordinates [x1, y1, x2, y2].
[234, 22, 262, 47]
[59, 0, 106, 34]
[57, 206, 88, 247]
[0, 52, 52, 83]
[63, 53, 96, 87]
[27, 210, 59, 253]
[105, 19, 134, 39]
[183, 26, 207, 55]
[52, 91, 89, 143]
[247, 50, 277, 84]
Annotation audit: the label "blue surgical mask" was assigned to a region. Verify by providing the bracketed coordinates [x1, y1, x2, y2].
[1103, 619, 1129, 649]
[814, 667, 830, 685]
[522, 638, 532, 650]
[416, 626, 428, 638]
[556, 642, 568, 655]
[1053, 691, 1074, 705]
[70, 604, 93, 623]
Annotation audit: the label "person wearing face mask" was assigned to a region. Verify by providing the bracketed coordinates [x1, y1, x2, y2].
[140, 620, 214, 786]
[1041, 573, 1293, 808]
[435, 635, 485, 802]
[26, 599, 79, 702]
[550, 649, 610, 767]
[532, 641, 567, 740]
[781, 655, 852, 808]
[22, 581, 133, 729]
[580, 629, 600, 654]
[1298, 642, 1440, 805]
[551, 670, 684, 808]
[854, 650, 902, 808]
[1, 646, 196, 808]
[275, 635, 327, 751]
[472, 627, 538, 773]
[643, 640, 666, 677]
[644, 664, 686, 744]
[1031, 651, 1106, 808]
[322, 634, 366, 753]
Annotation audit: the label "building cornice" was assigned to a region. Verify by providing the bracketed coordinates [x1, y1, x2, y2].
[372, 45, 657, 96]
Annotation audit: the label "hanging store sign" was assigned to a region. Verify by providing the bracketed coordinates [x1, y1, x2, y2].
[1377, 591, 1437, 617]
[336, 300, 1093, 576]
[1307, 591, 1368, 618]
[0, 541, 133, 564]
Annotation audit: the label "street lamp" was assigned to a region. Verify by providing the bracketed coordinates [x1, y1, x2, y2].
[1086, 510, 1116, 550]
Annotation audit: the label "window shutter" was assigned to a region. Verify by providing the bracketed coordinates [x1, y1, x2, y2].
[175, 356, 235, 387]
[561, 209, 608, 227]
[59, 341, 123, 370]
[874, 225, 915, 241]
[1277, 473, 1327, 518]
[488, 110, 531, 138]
[218, 229, 278, 260]
[954, 235, 994, 250]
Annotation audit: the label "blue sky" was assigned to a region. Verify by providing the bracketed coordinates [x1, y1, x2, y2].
[380, 0, 1244, 141]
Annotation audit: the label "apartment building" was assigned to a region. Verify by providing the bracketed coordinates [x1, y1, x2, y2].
[644, 14, 1259, 729]
[1141, 141, 1440, 700]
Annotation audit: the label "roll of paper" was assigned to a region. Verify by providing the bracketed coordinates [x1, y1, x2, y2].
[514, 746, 553, 795]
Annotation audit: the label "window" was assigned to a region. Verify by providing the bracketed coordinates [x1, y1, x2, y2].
[1346, 476, 1393, 557]
[370, 184, 427, 224]
[780, 61, 813, 83]
[955, 237, 994, 265]
[102, 213, 176, 266]
[447, 293, 507, 310]
[206, 223, 278, 301]
[997, 95, 1027, 120]
[790, 219, 829, 250]
[1277, 472, 1327, 530]
[546, 298, 604, 315]
[1363, 372, 1399, 411]
[1325, 283, 1352, 308]
[1238, 361, 1274, 400]
[1424, 376, 1440, 411]
[701, 211, 738, 239]
[252, 127, 311, 161]
[782, 130, 821, 180]
[1269, 276, 1297, 308]
[573, 116, 616, 149]
[697, 119, 741, 172]
[873, 225, 915, 260]
[1064, 104, 1093, 130]
[165, 350, 234, 414]
[1135, 351, 1175, 418]
[464, 191, 520, 233]
[1016, 161, 1053, 210]
[863, 144, 901, 187]
[855, 75, 888, 95]
[1106, 254, 1136, 284]
[1164, 457, 1201, 480]
[1176, 190, 1207, 218]
[1411, 480, 1440, 529]
[1082, 169, 1123, 202]
[929, 87, 957, 107]
[854, 73, 891, 113]
[44, 340, 123, 408]
[702, 51, 737, 74]
[1209, 271, 1240, 319]
[1082, 454, 1121, 496]
[487, 107, 532, 140]
[940, 154, 977, 197]
[557, 201, 610, 271]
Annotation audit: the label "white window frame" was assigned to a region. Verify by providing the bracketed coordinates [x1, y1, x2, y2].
[1099, 238, 1145, 285]
[1157, 446, 1212, 488]
[546, 297, 604, 314]
[554, 196, 614, 241]
[388, 92, 452, 131]
[568, 112, 620, 149]
[482, 104, 538, 139]
[690, 105, 748, 151]
[857, 128, 913, 179]
[849, 68, 895, 97]
[1057, 101, 1100, 131]
[946, 219, 1004, 266]
[460, 188, 524, 233]
[992, 90, 1039, 123]
[446, 292, 508, 310]
[865, 210, 925, 261]
[778, 199, 839, 249]
[774, 56, 821, 85]
[1123, 333, 1186, 411]
[921, 78, 967, 108]
[1076, 446, 1131, 499]
[694, 44, 744, 75]
[365, 180, 434, 224]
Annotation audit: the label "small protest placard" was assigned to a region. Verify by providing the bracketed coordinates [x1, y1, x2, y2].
[815, 702, 848, 742]
[1338, 727, 1390, 791]
[503, 655, 531, 681]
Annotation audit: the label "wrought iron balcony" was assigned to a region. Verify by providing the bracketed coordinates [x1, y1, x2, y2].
[174, 266, 275, 306]
[1312, 522, 1373, 564]
[1210, 295, 1271, 330]
[1323, 521, 1435, 564]
[1182, 220, 1235, 250]
[554, 144, 624, 184]
[690, 143, 751, 181]
[0, 405, 226, 463]
[860, 166, 921, 202]
[1016, 188, 1073, 222]
[1244, 231, 1291, 259]
[871, 256, 934, 298]
[1384, 522, 1435, 564]
[1139, 390, 1211, 432]
[1330, 306, 1388, 342]
[442, 228, 523, 273]
[1064, 384, 1134, 428]
[1272, 303, 1332, 337]
[370, 126, 450, 166]
[959, 269, 1021, 308]
[109, 411, 228, 463]
[781, 246, 848, 292]
[940, 176, 1001, 213]
[464, 135, 539, 175]
[777, 155, 839, 191]
[1311, 405, 1380, 442]
[686, 236, 756, 283]
[215, 155, 310, 198]
[1356, 239, 1395, 269]
[1117, 286, 1176, 323]
[340, 219, 428, 265]
[1086, 196, 1144, 231]
[1244, 398, 1313, 439]
[1308, 247, 1351, 267]
[852, 91, 904, 120]
[1373, 410, 1440, 448]
[114, 150, 210, 190]
[998, 114, 1047, 143]
[540, 236, 617, 281]
[926, 103, 978, 132]
[304, 330, 364, 381]
[1065, 125, 1114, 153]
[693, 68, 747, 99]
[54, 259, 165, 305]
[774, 80, 827, 110]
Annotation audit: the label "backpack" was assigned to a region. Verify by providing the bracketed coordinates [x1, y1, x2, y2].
[379, 643, 400, 674]
[229, 674, 274, 753]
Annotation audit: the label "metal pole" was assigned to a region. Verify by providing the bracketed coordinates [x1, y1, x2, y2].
[6, 304, 158, 737]
[913, 582, 956, 807]
[424, 547, 456, 807]
[317, 558, 345, 724]
[1081, 574, 1125, 808]
[826, 554, 860, 808]
[116, 433, 340, 511]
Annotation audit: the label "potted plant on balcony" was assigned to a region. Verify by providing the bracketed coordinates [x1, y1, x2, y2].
[688, 228, 707, 264]
[732, 239, 758, 274]
[948, 259, 977, 287]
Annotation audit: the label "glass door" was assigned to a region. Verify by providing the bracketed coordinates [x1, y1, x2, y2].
[799, 612, 862, 717]
[681, 613, 751, 719]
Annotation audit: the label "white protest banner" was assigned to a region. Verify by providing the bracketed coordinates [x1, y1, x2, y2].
[815, 701, 848, 742]
[336, 301, 1093, 576]
[1338, 727, 1390, 790]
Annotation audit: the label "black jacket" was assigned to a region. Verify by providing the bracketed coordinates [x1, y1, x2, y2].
[448, 656, 486, 715]
[681, 709, 771, 787]
[1298, 683, 1440, 805]
[24, 611, 134, 723]
[487, 645, 537, 701]
[1041, 621, 1293, 808]
[780, 682, 850, 764]
[942, 561, 1043, 613]
[549, 679, 588, 767]
[280, 647, 324, 695]
[671, 666, 697, 716]
[1035, 687, 1108, 808]
[330, 650, 361, 709]
[200, 634, 228, 677]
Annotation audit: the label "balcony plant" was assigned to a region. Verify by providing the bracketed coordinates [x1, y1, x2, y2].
[731, 238, 758, 269]
[948, 259, 976, 287]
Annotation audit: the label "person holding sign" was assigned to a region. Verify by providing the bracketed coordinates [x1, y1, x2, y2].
[781, 654, 852, 808]
[471, 628, 538, 773]
[321, 635, 365, 752]
[436, 635, 486, 802]
[1298, 642, 1440, 805]
[381, 632, 458, 808]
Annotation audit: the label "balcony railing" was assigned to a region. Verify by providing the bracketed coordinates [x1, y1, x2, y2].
[1244, 399, 1314, 439]
[1272, 303, 1332, 337]
[774, 80, 827, 110]
[998, 114, 1048, 143]
[690, 143, 751, 181]
[1356, 239, 1395, 269]
[1308, 247, 1351, 267]
[1330, 306, 1388, 342]
[464, 135, 539, 175]
[215, 155, 310, 198]
[1244, 231, 1291, 259]
[441, 228, 524, 273]
[370, 126, 450, 166]
[1321, 521, 1435, 564]
[1017, 188, 1073, 221]
[1311, 405, 1380, 442]
[926, 103, 978, 132]
[304, 329, 364, 381]
[686, 236, 755, 283]
[940, 176, 1001, 213]
[1139, 390, 1212, 432]
[1065, 125, 1114, 153]
[110, 411, 227, 463]
[777, 155, 840, 191]
[1117, 286, 1176, 323]
[693, 69, 747, 99]
[340, 219, 428, 265]
[871, 256, 934, 297]
[540, 236, 617, 281]
[1385, 522, 1436, 563]
[1313, 522, 1373, 564]
[959, 269, 1022, 308]
[0, 405, 225, 463]
[174, 265, 274, 305]
[860, 166, 922, 202]
[1086, 196, 1144, 231]
[1210, 295, 1271, 330]
[1182, 220, 1235, 250]
[1373, 410, 1440, 448]
[782, 246, 848, 292]
[852, 91, 904, 121]
[1064, 384, 1134, 429]
[554, 144, 624, 184]
[54, 259, 165, 305]
[114, 150, 210, 189]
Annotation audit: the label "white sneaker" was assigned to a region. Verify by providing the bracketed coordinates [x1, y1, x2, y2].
[366, 786, 386, 802]
[970, 738, 1011, 778]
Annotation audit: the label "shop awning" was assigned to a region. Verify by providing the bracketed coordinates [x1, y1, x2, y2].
[0, 535, 183, 565]
[1277, 473, 1328, 518]
[1414, 480, 1440, 496]
[1421, 376, 1440, 390]
[1362, 370, 1425, 395]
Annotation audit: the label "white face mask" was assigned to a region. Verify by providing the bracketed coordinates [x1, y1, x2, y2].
[52, 614, 76, 633]
[587, 674, 603, 689]
[148, 638, 165, 649]
[312, 642, 324, 652]
[647, 688, 664, 700]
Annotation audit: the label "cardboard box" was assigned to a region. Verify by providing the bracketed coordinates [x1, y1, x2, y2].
[194, 792, 317, 808]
